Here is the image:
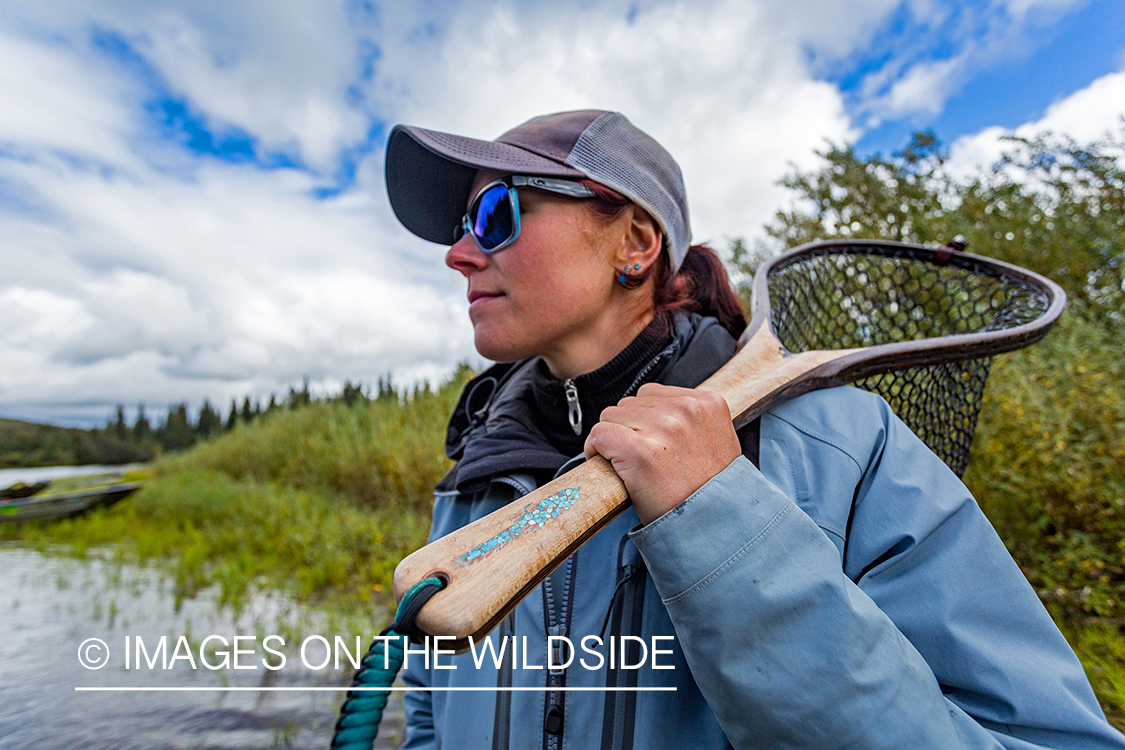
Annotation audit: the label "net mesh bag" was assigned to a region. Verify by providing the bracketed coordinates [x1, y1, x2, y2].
[766, 243, 1051, 477]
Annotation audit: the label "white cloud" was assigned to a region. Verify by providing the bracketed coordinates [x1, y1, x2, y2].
[869, 57, 964, 122]
[1022, 70, 1125, 142]
[0, 94, 474, 425]
[0, 31, 139, 169]
[948, 68, 1125, 174]
[1002, 0, 1087, 21]
[368, 0, 865, 242]
[0, 0, 1114, 426]
[0, 288, 94, 351]
[129, 3, 372, 171]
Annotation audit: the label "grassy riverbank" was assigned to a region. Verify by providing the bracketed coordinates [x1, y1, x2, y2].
[1, 370, 468, 625]
[2, 314, 1123, 726]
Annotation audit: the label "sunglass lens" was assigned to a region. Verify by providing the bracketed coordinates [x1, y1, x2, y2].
[472, 185, 514, 251]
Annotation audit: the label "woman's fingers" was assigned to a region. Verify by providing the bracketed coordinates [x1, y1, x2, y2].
[585, 384, 741, 525]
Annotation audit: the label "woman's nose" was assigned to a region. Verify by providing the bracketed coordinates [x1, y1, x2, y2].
[446, 232, 489, 276]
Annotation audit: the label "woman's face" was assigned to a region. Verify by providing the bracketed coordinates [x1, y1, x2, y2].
[445, 171, 644, 376]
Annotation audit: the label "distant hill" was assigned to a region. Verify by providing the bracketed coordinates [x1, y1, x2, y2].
[0, 417, 148, 469]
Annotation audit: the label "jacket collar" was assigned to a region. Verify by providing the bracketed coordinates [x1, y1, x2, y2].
[438, 312, 737, 494]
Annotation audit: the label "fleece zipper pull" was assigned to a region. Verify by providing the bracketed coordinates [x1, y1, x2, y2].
[564, 379, 582, 436]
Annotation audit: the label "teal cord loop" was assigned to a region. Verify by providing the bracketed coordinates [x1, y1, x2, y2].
[330, 576, 446, 750]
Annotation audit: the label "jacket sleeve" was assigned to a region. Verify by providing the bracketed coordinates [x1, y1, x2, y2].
[629, 390, 1125, 749]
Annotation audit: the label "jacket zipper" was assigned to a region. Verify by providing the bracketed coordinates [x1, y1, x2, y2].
[623, 342, 678, 398]
[542, 554, 576, 750]
[491, 612, 515, 750]
[600, 537, 646, 750]
[543, 341, 674, 748]
[562, 342, 676, 439]
[564, 379, 582, 435]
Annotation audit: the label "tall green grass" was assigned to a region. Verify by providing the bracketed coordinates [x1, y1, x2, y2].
[160, 375, 467, 515]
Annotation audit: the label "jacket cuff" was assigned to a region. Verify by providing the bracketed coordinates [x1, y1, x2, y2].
[628, 456, 793, 601]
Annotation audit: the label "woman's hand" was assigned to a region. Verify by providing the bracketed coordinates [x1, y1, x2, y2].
[584, 383, 741, 525]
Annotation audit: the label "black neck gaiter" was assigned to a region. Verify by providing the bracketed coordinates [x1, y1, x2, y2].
[529, 314, 675, 458]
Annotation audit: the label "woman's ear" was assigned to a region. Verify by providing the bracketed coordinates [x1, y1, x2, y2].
[617, 204, 663, 272]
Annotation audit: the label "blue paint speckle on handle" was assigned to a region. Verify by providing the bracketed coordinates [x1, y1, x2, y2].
[458, 488, 580, 566]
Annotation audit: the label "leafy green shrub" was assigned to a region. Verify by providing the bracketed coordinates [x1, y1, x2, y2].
[964, 304, 1125, 622]
[1065, 622, 1125, 730]
[736, 128, 1125, 725]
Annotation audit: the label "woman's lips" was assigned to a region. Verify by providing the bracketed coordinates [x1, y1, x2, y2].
[468, 289, 502, 308]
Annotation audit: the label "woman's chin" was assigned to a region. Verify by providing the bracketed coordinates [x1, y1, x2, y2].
[472, 328, 531, 364]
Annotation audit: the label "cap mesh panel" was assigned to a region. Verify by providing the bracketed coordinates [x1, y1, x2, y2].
[565, 113, 691, 270]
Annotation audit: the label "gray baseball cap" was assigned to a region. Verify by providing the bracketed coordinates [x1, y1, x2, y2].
[384, 110, 692, 272]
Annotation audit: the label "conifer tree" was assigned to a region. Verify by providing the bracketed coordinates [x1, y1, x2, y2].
[160, 403, 195, 451]
[133, 404, 151, 443]
[197, 399, 222, 437]
[112, 405, 128, 441]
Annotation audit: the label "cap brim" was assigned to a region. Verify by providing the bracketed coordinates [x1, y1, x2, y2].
[385, 124, 587, 246]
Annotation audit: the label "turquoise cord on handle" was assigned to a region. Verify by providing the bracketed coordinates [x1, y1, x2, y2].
[330, 576, 446, 750]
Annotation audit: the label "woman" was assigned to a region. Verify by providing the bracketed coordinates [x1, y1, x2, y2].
[383, 110, 1124, 749]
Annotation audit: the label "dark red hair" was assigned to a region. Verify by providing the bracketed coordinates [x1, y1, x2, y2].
[581, 181, 746, 341]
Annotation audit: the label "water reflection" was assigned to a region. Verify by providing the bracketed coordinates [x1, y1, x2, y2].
[0, 546, 404, 749]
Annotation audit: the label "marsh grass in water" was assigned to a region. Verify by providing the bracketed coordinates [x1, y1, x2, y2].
[1, 371, 468, 623]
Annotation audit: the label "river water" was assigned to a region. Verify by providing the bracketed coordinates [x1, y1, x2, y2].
[0, 546, 405, 749]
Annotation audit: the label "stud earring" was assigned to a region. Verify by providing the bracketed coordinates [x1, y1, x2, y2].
[616, 264, 645, 288]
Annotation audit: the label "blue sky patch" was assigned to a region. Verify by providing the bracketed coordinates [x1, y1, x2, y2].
[152, 99, 257, 163]
[849, 0, 1125, 155]
[313, 121, 386, 199]
[0, 174, 48, 219]
[90, 27, 303, 173]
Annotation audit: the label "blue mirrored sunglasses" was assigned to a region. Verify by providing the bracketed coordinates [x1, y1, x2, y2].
[455, 175, 597, 253]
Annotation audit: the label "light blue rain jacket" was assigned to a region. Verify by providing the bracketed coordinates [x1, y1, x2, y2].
[401, 386, 1125, 750]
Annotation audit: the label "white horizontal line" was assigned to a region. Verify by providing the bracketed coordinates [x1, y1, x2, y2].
[75, 686, 676, 692]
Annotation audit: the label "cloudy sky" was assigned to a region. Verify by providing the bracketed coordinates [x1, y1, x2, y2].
[1, 0, 1123, 426]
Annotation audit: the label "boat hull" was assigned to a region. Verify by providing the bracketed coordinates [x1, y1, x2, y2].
[0, 482, 142, 522]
